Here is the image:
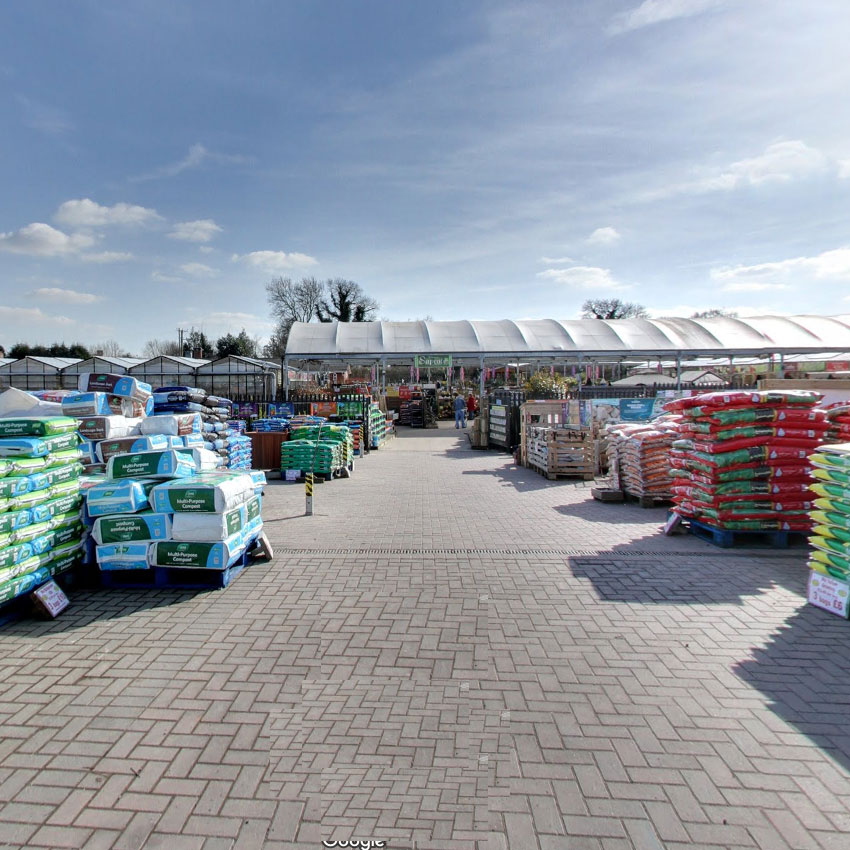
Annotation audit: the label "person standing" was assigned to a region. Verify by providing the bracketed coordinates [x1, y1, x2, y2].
[466, 393, 476, 419]
[454, 394, 466, 429]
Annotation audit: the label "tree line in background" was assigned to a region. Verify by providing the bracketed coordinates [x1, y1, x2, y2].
[6, 329, 264, 363]
[4, 295, 736, 364]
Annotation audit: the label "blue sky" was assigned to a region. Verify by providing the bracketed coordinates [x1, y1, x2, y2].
[1, 0, 849, 353]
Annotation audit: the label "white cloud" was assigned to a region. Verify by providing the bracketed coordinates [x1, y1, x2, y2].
[151, 271, 184, 283]
[231, 250, 318, 273]
[198, 246, 214, 254]
[79, 251, 134, 264]
[0, 222, 95, 256]
[34, 287, 102, 304]
[179, 262, 218, 277]
[720, 281, 792, 293]
[538, 256, 574, 265]
[587, 227, 621, 246]
[711, 247, 850, 288]
[131, 143, 251, 182]
[611, 0, 725, 34]
[838, 160, 850, 179]
[54, 198, 162, 229]
[537, 265, 628, 290]
[0, 305, 74, 324]
[696, 141, 830, 191]
[168, 219, 223, 243]
[15, 94, 73, 135]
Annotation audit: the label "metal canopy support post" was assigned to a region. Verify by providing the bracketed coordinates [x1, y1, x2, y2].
[479, 357, 485, 401]
[283, 358, 290, 401]
[577, 355, 583, 392]
[676, 355, 682, 391]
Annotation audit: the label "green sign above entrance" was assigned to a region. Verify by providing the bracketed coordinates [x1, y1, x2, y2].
[415, 355, 452, 368]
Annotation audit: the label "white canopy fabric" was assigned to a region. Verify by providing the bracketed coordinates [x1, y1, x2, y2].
[285, 316, 850, 361]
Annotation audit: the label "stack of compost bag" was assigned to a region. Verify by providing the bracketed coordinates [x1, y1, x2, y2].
[147, 471, 262, 571]
[0, 416, 85, 604]
[807, 444, 850, 580]
[666, 390, 824, 531]
[65, 373, 155, 475]
[89, 446, 197, 571]
[290, 424, 353, 467]
[819, 403, 850, 444]
[280, 439, 343, 476]
[153, 387, 249, 470]
[252, 418, 289, 432]
[606, 417, 679, 500]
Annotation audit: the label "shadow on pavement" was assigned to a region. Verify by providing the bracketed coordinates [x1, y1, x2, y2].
[0, 586, 201, 635]
[734, 604, 850, 777]
[571, 538, 850, 776]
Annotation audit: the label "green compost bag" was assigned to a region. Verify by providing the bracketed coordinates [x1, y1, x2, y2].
[813, 524, 850, 545]
[810, 550, 850, 581]
[44, 449, 83, 469]
[811, 482, 850, 503]
[813, 497, 850, 515]
[811, 467, 850, 487]
[0, 417, 78, 438]
[0, 566, 51, 604]
[811, 509, 850, 530]
[810, 535, 850, 558]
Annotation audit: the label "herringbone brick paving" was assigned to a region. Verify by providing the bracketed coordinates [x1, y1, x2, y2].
[1, 424, 849, 848]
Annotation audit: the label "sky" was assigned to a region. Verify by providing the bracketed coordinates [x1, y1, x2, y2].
[1, 0, 849, 354]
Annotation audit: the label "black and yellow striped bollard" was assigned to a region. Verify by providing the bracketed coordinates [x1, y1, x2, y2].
[305, 472, 314, 516]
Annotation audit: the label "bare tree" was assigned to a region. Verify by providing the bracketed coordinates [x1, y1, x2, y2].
[266, 276, 325, 324]
[143, 338, 183, 358]
[94, 339, 128, 357]
[263, 319, 291, 360]
[581, 299, 648, 320]
[316, 279, 379, 322]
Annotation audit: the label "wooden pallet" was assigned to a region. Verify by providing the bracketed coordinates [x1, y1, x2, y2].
[529, 461, 594, 481]
[100, 535, 268, 590]
[678, 514, 807, 549]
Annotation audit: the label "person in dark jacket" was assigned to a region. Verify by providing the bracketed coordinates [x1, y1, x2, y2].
[454, 394, 466, 428]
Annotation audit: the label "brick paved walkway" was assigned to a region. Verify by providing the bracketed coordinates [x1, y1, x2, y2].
[2, 424, 850, 849]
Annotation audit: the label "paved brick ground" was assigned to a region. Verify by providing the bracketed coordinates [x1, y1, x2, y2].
[2, 423, 850, 849]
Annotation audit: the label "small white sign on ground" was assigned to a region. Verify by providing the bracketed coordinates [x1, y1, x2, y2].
[808, 571, 850, 619]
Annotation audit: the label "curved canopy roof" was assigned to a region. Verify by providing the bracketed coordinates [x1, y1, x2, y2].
[285, 315, 850, 361]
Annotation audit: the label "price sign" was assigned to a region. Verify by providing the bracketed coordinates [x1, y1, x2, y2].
[807, 571, 850, 618]
[31, 580, 70, 618]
